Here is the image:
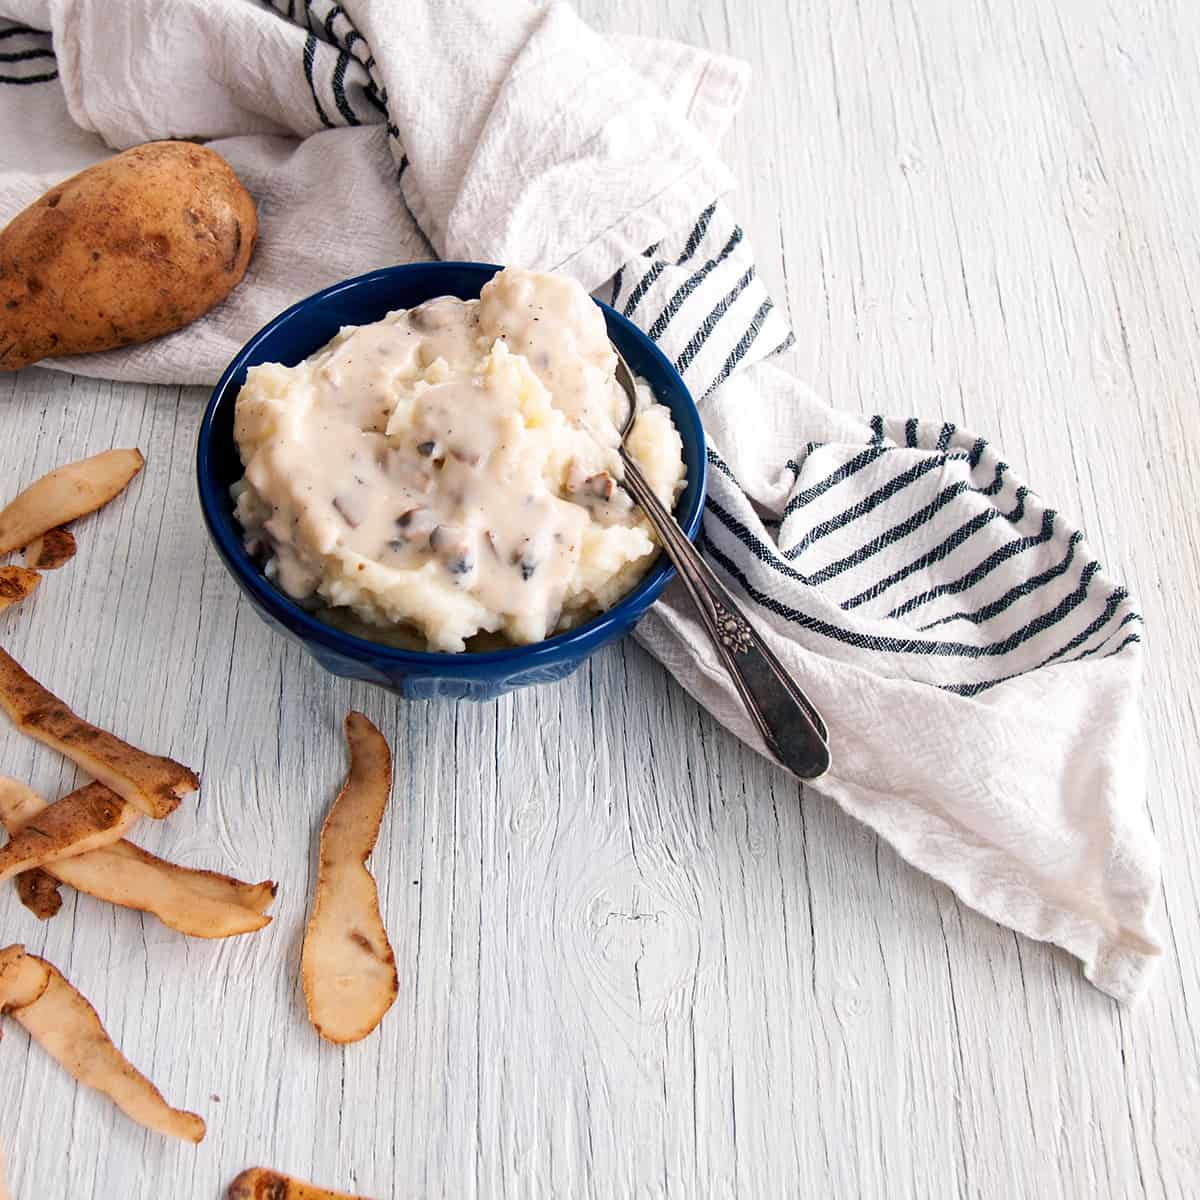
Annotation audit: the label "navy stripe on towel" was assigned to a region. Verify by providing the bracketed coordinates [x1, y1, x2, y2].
[678, 202, 718, 263]
[703, 298, 775, 399]
[647, 227, 744, 342]
[0, 47, 53, 62]
[784, 452, 972, 559]
[302, 34, 334, 127]
[331, 51, 359, 125]
[622, 261, 667, 318]
[0, 69, 55, 83]
[675, 266, 756, 374]
[841, 484, 1025, 610]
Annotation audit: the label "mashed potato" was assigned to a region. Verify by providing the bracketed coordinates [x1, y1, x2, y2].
[232, 267, 686, 653]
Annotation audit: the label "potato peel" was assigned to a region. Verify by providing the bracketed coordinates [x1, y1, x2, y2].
[228, 1168, 374, 1200]
[0, 949, 205, 1141]
[62, 841, 276, 937]
[301, 712, 398, 1044]
[0, 449, 143, 555]
[0, 777, 275, 938]
[0, 944, 50, 1011]
[0, 566, 39, 612]
[228, 1169, 373, 1200]
[23, 527, 77, 570]
[0, 645, 197, 818]
[0, 781, 138, 885]
[170, 863, 275, 916]
[16, 866, 62, 919]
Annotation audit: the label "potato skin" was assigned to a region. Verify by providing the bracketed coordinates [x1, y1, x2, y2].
[0, 141, 257, 371]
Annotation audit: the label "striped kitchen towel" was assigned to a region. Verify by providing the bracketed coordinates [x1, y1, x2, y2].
[0, 0, 1159, 1000]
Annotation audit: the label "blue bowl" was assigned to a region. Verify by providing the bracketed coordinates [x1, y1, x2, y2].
[197, 262, 707, 700]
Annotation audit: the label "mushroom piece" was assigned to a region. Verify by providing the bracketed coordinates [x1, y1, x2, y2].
[408, 298, 460, 332]
[332, 492, 370, 529]
[429, 525, 475, 576]
[583, 471, 616, 501]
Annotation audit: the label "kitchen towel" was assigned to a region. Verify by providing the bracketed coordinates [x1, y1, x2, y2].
[0, 0, 1160, 1001]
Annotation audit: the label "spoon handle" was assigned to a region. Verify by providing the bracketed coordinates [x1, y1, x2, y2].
[619, 450, 831, 780]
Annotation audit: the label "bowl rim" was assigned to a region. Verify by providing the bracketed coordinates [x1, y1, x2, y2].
[196, 261, 708, 669]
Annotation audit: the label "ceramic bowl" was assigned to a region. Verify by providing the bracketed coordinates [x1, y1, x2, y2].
[197, 262, 707, 700]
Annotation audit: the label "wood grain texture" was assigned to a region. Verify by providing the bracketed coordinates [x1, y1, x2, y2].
[1, 0, 1198, 1196]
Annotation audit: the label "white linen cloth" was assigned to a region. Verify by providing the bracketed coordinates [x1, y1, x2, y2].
[0, 0, 1160, 1001]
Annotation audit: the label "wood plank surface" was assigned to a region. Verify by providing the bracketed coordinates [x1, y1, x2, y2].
[0, 1, 1198, 1197]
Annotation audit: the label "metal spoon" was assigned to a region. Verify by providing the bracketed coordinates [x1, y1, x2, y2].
[612, 349, 831, 780]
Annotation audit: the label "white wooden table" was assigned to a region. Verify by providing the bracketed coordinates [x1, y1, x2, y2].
[2, 1, 1199, 1196]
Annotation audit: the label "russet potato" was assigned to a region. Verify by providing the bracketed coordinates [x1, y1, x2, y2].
[0, 140, 256, 370]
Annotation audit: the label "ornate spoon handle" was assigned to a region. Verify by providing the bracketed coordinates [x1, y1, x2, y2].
[619, 449, 830, 780]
